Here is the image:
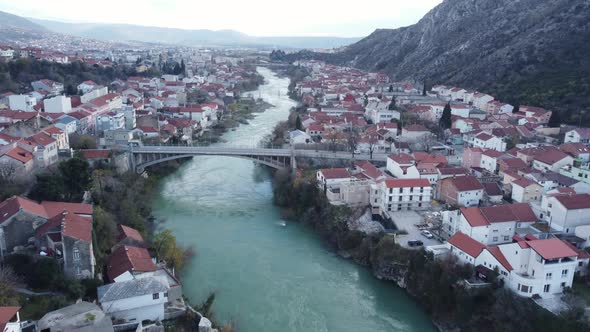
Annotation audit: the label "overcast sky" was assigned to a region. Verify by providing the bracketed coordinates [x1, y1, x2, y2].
[0, 0, 442, 37]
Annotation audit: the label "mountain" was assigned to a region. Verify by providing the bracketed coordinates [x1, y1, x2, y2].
[29, 17, 360, 49]
[0, 10, 49, 42]
[323, 0, 590, 122]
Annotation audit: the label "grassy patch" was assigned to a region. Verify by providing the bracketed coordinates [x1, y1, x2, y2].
[18, 295, 71, 321]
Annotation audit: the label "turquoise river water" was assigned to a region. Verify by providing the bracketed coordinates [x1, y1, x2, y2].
[152, 67, 436, 332]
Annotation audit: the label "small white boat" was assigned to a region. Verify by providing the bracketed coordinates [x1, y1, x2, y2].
[277, 221, 287, 227]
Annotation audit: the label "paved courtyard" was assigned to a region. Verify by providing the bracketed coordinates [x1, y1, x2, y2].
[387, 210, 442, 248]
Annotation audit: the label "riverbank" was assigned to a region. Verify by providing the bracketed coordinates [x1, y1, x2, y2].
[271, 159, 590, 332]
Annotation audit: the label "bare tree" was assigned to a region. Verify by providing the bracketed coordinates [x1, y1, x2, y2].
[347, 128, 360, 157]
[0, 162, 18, 182]
[325, 129, 339, 152]
[367, 135, 379, 160]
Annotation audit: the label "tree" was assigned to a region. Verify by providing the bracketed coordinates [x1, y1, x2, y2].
[347, 128, 359, 157]
[66, 84, 77, 96]
[70, 134, 97, 150]
[440, 103, 452, 129]
[548, 111, 562, 128]
[153, 229, 186, 271]
[29, 173, 64, 201]
[512, 104, 520, 114]
[367, 135, 379, 160]
[388, 96, 396, 110]
[180, 59, 186, 75]
[325, 130, 339, 152]
[59, 157, 91, 201]
[173, 63, 182, 75]
[295, 115, 303, 130]
[388, 85, 394, 93]
[93, 207, 117, 268]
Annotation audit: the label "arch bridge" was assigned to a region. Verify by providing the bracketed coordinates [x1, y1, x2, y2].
[130, 145, 388, 173]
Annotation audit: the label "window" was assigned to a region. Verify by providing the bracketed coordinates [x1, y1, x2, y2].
[521, 285, 529, 293]
[164, 292, 169, 298]
[561, 282, 566, 288]
[562, 269, 568, 277]
[73, 248, 80, 261]
[492, 236, 498, 242]
[503, 236, 510, 241]
[546, 273, 552, 280]
[543, 284, 550, 293]
[153, 293, 160, 300]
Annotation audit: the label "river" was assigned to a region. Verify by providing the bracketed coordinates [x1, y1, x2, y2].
[152, 67, 435, 332]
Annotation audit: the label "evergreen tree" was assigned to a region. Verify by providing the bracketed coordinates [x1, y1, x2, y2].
[295, 115, 303, 130]
[548, 111, 562, 128]
[388, 85, 394, 93]
[180, 59, 186, 75]
[173, 63, 182, 75]
[440, 103, 452, 129]
[512, 104, 520, 113]
[388, 96, 396, 110]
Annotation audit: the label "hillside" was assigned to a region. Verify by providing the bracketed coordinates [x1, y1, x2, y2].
[0, 10, 48, 42]
[289, 0, 590, 124]
[29, 17, 360, 49]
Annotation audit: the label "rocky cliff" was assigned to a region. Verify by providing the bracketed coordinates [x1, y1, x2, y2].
[307, 0, 590, 122]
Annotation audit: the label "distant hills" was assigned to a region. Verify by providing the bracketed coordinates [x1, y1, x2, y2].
[0, 10, 49, 41]
[26, 16, 360, 49]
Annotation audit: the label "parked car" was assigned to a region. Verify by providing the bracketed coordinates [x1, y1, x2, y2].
[407, 240, 424, 247]
[421, 230, 434, 239]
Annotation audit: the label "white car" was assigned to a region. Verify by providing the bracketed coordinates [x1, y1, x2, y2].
[421, 230, 434, 239]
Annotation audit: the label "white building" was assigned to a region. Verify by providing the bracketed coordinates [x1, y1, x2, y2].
[544, 193, 590, 234]
[447, 232, 578, 298]
[442, 203, 537, 245]
[8, 94, 36, 112]
[564, 128, 590, 144]
[289, 130, 312, 144]
[370, 178, 432, 214]
[386, 153, 419, 178]
[317, 168, 351, 190]
[97, 277, 170, 323]
[43, 95, 72, 113]
[471, 133, 506, 152]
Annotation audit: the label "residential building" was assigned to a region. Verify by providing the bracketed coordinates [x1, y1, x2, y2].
[437, 175, 483, 207]
[447, 233, 578, 298]
[43, 95, 72, 114]
[97, 277, 170, 323]
[532, 149, 573, 172]
[107, 245, 158, 282]
[386, 153, 419, 178]
[370, 178, 432, 214]
[316, 168, 351, 190]
[543, 193, 590, 234]
[565, 128, 590, 144]
[37, 302, 114, 332]
[0, 306, 22, 332]
[8, 94, 36, 112]
[511, 178, 542, 203]
[471, 133, 507, 152]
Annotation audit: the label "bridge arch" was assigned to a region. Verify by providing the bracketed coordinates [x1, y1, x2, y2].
[134, 153, 289, 173]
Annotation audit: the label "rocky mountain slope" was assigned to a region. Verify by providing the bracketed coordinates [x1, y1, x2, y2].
[317, 0, 590, 123]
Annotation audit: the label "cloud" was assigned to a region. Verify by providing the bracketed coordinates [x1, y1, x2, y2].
[0, 0, 442, 36]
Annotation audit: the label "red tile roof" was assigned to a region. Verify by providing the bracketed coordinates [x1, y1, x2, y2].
[0, 306, 20, 331]
[79, 149, 111, 160]
[511, 177, 536, 188]
[35, 211, 92, 243]
[355, 161, 383, 179]
[448, 232, 485, 258]
[319, 168, 350, 180]
[486, 246, 513, 271]
[533, 149, 570, 165]
[107, 245, 157, 281]
[447, 175, 483, 191]
[388, 153, 414, 165]
[27, 132, 56, 147]
[527, 239, 578, 260]
[0, 196, 47, 223]
[117, 224, 145, 244]
[554, 194, 590, 210]
[461, 203, 536, 227]
[3, 147, 33, 163]
[41, 201, 93, 217]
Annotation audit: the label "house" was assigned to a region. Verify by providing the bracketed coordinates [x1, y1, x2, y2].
[479, 149, 504, 174]
[0, 196, 48, 255]
[442, 203, 537, 245]
[564, 128, 590, 144]
[79, 149, 111, 167]
[559, 143, 590, 163]
[461, 147, 483, 169]
[77, 80, 98, 94]
[97, 276, 170, 323]
[113, 224, 147, 250]
[31, 79, 64, 96]
[35, 211, 95, 279]
[21, 132, 59, 167]
[38, 302, 114, 332]
[511, 178, 542, 203]
[316, 168, 351, 190]
[471, 133, 506, 152]
[401, 124, 431, 142]
[543, 193, 590, 234]
[482, 182, 503, 204]
[532, 149, 573, 172]
[437, 175, 483, 207]
[0, 147, 34, 177]
[446, 233, 578, 298]
[370, 178, 432, 214]
[0, 306, 22, 332]
[107, 245, 157, 282]
[7, 94, 36, 112]
[289, 130, 312, 144]
[42, 126, 69, 150]
[386, 153, 419, 178]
